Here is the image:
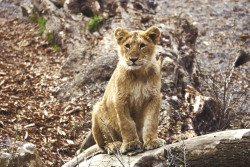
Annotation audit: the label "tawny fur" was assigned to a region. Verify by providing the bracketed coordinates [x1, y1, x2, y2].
[92, 26, 164, 154]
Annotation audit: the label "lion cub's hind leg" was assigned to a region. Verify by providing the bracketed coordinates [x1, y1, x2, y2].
[92, 112, 105, 150]
[92, 101, 122, 154]
[93, 116, 123, 155]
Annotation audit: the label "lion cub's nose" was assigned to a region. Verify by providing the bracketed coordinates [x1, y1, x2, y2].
[129, 58, 138, 63]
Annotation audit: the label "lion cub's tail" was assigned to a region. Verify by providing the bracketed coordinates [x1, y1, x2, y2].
[62, 144, 102, 167]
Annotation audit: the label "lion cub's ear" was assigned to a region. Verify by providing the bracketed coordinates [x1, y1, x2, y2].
[145, 26, 161, 44]
[114, 27, 129, 45]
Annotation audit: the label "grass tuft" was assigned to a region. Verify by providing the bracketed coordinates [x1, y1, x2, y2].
[87, 15, 103, 32]
[30, 15, 46, 35]
[30, 15, 61, 52]
[46, 32, 60, 52]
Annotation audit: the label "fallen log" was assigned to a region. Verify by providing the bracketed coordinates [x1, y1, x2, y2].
[63, 129, 250, 167]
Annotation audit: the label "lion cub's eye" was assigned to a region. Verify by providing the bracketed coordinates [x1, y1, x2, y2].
[125, 44, 130, 49]
[139, 43, 146, 49]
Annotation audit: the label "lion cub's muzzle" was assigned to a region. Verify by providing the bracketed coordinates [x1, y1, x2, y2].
[125, 57, 142, 70]
[129, 58, 138, 64]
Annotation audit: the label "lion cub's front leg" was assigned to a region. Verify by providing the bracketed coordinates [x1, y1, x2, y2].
[143, 96, 165, 150]
[115, 101, 143, 153]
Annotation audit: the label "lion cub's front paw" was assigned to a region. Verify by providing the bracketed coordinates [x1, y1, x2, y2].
[105, 141, 122, 155]
[120, 140, 143, 154]
[144, 138, 165, 150]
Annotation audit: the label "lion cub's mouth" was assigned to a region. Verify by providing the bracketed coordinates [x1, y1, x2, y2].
[129, 61, 142, 66]
[131, 62, 138, 66]
[127, 63, 142, 70]
[121, 58, 143, 70]
[128, 62, 141, 67]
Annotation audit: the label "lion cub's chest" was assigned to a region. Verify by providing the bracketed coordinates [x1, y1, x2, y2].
[127, 81, 153, 108]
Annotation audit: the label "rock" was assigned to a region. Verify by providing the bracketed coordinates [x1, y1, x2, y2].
[63, 129, 250, 167]
[66, 0, 100, 17]
[0, 0, 33, 20]
[50, 0, 65, 8]
[234, 50, 250, 67]
[0, 153, 10, 167]
[182, 85, 220, 135]
[31, 0, 58, 14]
[0, 141, 44, 167]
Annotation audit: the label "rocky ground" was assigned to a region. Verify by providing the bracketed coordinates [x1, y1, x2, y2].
[0, 18, 92, 165]
[0, 0, 249, 166]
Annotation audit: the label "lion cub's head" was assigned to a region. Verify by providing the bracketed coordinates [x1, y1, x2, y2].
[114, 26, 161, 70]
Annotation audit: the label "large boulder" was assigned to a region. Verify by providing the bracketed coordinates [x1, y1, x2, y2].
[0, 141, 44, 167]
[63, 129, 250, 167]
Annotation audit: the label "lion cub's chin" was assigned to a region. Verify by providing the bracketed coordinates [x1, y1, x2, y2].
[120, 59, 143, 70]
[127, 65, 142, 70]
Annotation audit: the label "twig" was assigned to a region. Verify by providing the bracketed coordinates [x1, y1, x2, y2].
[72, 116, 80, 167]
[182, 140, 186, 167]
[57, 149, 65, 164]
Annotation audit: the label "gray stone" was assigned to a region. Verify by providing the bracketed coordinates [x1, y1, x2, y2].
[63, 129, 250, 167]
[0, 153, 11, 167]
[0, 0, 33, 20]
[0, 142, 44, 167]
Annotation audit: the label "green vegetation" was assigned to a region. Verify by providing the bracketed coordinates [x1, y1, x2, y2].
[87, 15, 103, 32]
[14, 114, 21, 139]
[46, 32, 60, 52]
[30, 15, 60, 51]
[46, 32, 54, 44]
[52, 44, 60, 52]
[30, 15, 46, 35]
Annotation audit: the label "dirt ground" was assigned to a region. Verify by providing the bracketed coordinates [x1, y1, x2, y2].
[0, 19, 92, 165]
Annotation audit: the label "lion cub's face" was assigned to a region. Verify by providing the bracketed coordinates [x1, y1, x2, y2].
[114, 27, 161, 70]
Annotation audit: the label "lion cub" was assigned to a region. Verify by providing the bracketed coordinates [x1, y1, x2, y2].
[92, 26, 164, 154]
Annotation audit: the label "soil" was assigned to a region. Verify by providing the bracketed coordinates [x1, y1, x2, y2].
[0, 18, 92, 165]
